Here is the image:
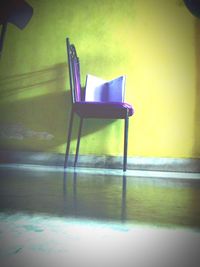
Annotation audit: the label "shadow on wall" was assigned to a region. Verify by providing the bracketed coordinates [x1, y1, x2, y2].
[195, 20, 200, 157]
[0, 63, 114, 151]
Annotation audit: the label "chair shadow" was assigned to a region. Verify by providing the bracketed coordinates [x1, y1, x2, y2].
[0, 63, 116, 150]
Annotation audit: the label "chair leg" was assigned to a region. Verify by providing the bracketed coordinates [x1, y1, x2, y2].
[74, 117, 83, 167]
[64, 109, 74, 169]
[123, 110, 129, 172]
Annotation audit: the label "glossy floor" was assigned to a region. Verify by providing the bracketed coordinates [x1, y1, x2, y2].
[0, 164, 200, 267]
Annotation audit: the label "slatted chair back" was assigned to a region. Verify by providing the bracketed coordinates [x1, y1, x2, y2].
[67, 38, 82, 103]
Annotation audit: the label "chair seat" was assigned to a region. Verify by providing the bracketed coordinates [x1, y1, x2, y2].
[73, 101, 134, 119]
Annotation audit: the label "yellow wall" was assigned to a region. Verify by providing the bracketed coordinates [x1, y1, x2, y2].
[0, 0, 199, 158]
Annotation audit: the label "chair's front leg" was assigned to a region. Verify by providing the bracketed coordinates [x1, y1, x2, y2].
[64, 109, 74, 169]
[123, 110, 129, 172]
[74, 117, 83, 167]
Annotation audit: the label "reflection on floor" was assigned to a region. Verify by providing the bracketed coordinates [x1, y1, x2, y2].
[0, 164, 200, 267]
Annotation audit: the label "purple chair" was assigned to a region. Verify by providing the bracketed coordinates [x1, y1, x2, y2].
[64, 38, 134, 171]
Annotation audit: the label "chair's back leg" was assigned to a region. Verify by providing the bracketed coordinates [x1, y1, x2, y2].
[123, 110, 129, 172]
[74, 117, 84, 167]
[64, 109, 74, 169]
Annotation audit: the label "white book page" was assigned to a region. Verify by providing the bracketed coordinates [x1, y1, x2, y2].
[85, 74, 107, 101]
[85, 74, 125, 102]
[107, 76, 125, 102]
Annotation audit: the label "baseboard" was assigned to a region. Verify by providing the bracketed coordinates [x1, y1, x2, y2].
[0, 150, 199, 173]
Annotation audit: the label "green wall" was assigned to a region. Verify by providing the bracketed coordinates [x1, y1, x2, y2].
[0, 0, 199, 158]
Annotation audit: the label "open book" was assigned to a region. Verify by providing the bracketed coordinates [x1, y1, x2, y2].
[85, 74, 126, 102]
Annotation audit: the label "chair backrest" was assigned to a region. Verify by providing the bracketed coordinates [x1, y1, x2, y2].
[66, 37, 82, 103]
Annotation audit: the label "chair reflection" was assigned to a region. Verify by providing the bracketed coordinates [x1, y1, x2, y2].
[63, 171, 78, 215]
[63, 171, 127, 222]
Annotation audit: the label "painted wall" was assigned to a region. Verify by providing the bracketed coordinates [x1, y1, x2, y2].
[0, 0, 199, 159]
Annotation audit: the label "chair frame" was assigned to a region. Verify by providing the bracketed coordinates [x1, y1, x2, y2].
[64, 38, 130, 172]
